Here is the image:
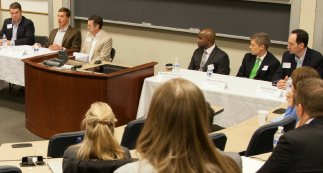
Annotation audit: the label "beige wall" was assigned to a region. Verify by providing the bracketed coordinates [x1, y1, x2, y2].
[299, 0, 317, 48]
[75, 20, 287, 76]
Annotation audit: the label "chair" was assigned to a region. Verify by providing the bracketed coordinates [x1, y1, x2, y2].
[208, 133, 227, 151]
[47, 131, 85, 158]
[243, 117, 296, 157]
[0, 165, 21, 173]
[63, 158, 136, 173]
[110, 48, 116, 62]
[34, 35, 49, 47]
[120, 118, 146, 150]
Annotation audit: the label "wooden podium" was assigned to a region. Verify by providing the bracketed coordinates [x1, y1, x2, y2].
[22, 50, 157, 139]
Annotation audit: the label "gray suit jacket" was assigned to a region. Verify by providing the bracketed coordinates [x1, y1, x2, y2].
[188, 46, 230, 75]
[81, 30, 112, 63]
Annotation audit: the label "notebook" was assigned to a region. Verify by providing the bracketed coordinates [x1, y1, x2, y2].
[48, 161, 63, 173]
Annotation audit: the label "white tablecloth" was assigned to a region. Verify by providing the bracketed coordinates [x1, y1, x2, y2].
[0, 46, 54, 87]
[136, 69, 286, 128]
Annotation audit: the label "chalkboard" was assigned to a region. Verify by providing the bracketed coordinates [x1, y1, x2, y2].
[75, 0, 291, 42]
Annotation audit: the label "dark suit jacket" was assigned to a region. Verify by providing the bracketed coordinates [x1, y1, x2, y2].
[0, 16, 35, 45]
[272, 48, 323, 82]
[45, 25, 82, 52]
[236, 52, 280, 81]
[257, 117, 323, 173]
[188, 46, 230, 75]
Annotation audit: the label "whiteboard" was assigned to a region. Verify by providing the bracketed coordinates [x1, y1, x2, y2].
[1, 0, 48, 14]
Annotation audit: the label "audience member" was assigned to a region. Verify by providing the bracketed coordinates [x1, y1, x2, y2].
[0, 2, 34, 45]
[188, 29, 230, 75]
[115, 78, 241, 173]
[272, 29, 323, 89]
[284, 66, 320, 123]
[81, 15, 112, 63]
[258, 78, 323, 172]
[237, 32, 280, 81]
[34, 7, 81, 51]
[63, 102, 131, 172]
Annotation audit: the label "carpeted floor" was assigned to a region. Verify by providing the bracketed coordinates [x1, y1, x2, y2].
[0, 82, 45, 145]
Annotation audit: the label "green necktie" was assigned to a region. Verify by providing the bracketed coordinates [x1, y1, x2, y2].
[249, 58, 261, 79]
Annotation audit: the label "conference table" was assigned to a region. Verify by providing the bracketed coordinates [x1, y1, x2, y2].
[137, 68, 286, 128]
[0, 45, 55, 89]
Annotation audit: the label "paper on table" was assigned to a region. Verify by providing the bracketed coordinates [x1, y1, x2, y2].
[48, 161, 63, 173]
[73, 52, 89, 62]
[241, 156, 264, 173]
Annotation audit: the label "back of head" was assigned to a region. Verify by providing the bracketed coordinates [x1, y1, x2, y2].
[291, 29, 309, 47]
[291, 66, 320, 89]
[295, 78, 323, 118]
[10, 2, 21, 11]
[250, 32, 270, 50]
[88, 15, 103, 29]
[136, 78, 240, 173]
[76, 102, 126, 160]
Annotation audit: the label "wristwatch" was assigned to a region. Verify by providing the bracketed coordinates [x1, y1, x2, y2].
[272, 80, 280, 86]
[61, 47, 66, 50]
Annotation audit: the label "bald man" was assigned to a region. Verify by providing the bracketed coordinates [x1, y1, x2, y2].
[188, 29, 230, 75]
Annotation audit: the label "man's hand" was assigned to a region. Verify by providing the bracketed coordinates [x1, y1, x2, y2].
[32, 43, 41, 49]
[7, 40, 11, 46]
[286, 90, 295, 107]
[0, 39, 2, 45]
[277, 76, 289, 89]
[48, 44, 62, 51]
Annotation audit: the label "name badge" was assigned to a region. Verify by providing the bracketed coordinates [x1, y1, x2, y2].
[207, 64, 214, 70]
[86, 37, 92, 41]
[262, 65, 268, 71]
[7, 24, 12, 29]
[282, 62, 291, 69]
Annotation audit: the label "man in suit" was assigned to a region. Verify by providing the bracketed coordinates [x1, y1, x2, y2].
[257, 78, 323, 173]
[0, 2, 34, 45]
[188, 29, 230, 75]
[272, 29, 323, 89]
[81, 15, 112, 63]
[34, 7, 81, 52]
[237, 33, 280, 81]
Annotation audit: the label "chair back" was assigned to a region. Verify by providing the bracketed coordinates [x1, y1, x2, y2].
[244, 117, 296, 156]
[208, 133, 227, 151]
[110, 48, 116, 62]
[0, 165, 21, 173]
[120, 118, 146, 150]
[47, 131, 85, 158]
[63, 158, 136, 173]
[34, 35, 49, 47]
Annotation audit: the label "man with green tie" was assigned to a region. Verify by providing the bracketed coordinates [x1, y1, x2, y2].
[236, 32, 280, 81]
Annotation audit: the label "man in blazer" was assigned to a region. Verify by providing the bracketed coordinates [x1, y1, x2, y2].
[0, 2, 34, 45]
[188, 29, 230, 75]
[81, 15, 112, 63]
[272, 29, 323, 89]
[35, 8, 81, 52]
[237, 32, 280, 81]
[257, 78, 323, 173]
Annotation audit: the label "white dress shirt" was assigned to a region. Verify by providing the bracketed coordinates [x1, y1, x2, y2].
[11, 19, 22, 41]
[256, 52, 267, 70]
[53, 25, 69, 46]
[89, 30, 101, 60]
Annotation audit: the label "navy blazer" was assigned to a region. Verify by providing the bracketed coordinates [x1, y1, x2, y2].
[236, 52, 280, 82]
[0, 16, 35, 45]
[272, 48, 323, 82]
[188, 46, 230, 75]
[257, 117, 323, 173]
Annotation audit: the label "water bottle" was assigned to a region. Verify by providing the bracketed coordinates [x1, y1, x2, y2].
[77, 137, 83, 143]
[273, 126, 285, 148]
[172, 58, 179, 75]
[286, 77, 292, 91]
[207, 66, 213, 79]
[34, 44, 39, 56]
[10, 39, 15, 47]
[2, 34, 7, 47]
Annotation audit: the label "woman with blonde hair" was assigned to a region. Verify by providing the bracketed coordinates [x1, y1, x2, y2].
[62, 102, 131, 171]
[115, 78, 241, 173]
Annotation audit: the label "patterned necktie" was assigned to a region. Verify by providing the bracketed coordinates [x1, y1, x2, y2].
[199, 51, 208, 71]
[249, 58, 261, 79]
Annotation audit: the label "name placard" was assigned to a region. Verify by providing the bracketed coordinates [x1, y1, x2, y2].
[203, 78, 227, 90]
[6, 48, 25, 56]
[255, 86, 281, 99]
[156, 72, 179, 82]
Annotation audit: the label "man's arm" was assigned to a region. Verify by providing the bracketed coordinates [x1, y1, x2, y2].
[216, 53, 230, 75]
[257, 135, 294, 173]
[93, 37, 112, 62]
[236, 54, 247, 77]
[188, 54, 196, 70]
[15, 20, 35, 45]
[266, 59, 280, 81]
[312, 56, 323, 78]
[70, 30, 82, 52]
